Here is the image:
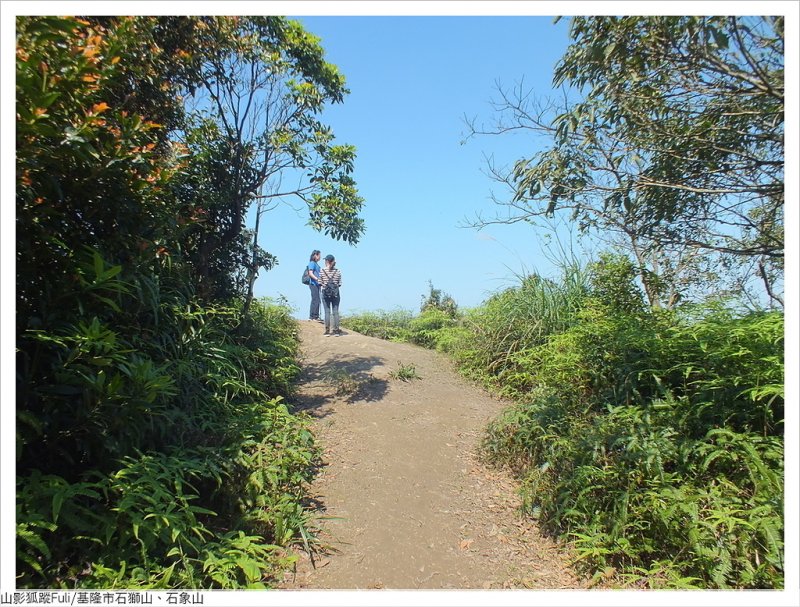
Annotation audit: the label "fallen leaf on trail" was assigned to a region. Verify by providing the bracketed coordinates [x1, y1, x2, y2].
[459, 539, 474, 551]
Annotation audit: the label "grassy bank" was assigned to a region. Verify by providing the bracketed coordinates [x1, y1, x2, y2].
[341, 259, 784, 588]
[17, 294, 319, 589]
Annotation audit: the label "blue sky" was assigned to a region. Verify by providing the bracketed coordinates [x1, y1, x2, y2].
[254, 15, 581, 317]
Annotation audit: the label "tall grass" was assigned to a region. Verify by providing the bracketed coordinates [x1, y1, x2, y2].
[16, 262, 320, 589]
[443, 261, 590, 395]
[342, 254, 785, 588]
[484, 304, 784, 588]
[341, 309, 415, 341]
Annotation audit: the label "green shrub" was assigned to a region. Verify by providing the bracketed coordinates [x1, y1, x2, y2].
[483, 304, 784, 588]
[657, 306, 784, 437]
[407, 308, 459, 348]
[389, 362, 421, 382]
[16, 16, 322, 589]
[17, 293, 320, 589]
[447, 263, 590, 391]
[341, 309, 414, 341]
[420, 280, 458, 318]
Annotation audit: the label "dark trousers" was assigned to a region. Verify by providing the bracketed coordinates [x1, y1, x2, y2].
[309, 284, 321, 320]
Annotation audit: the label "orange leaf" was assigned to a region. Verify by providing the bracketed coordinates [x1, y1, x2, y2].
[111, 56, 121, 64]
[91, 102, 109, 114]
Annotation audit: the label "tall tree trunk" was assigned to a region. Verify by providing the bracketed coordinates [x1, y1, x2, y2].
[241, 203, 263, 318]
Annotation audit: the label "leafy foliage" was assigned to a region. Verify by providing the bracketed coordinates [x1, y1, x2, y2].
[15, 15, 353, 589]
[342, 307, 462, 351]
[482, 299, 784, 588]
[551, 16, 783, 259]
[16, 289, 319, 588]
[464, 16, 784, 308]
[389, 362, 421, 382]
[420, 281, 458, 318]
[443, 262, 590, 394]
[174, 16, 365, 308]
[343, 258, 784, 588]
[341, 309, 416, 341]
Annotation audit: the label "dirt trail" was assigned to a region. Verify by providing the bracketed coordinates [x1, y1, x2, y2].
[280, 321, 584, 590]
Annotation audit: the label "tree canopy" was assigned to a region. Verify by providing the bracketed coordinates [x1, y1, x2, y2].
[465, 16, 784, 308]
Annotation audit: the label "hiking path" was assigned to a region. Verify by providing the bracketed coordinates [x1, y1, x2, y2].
[279, 321, 585, 590]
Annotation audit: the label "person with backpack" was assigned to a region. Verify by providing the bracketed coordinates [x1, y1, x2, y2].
[319, 254, 343, 336]
[305, 250, 323, 323]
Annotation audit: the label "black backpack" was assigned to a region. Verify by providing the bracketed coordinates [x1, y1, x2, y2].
[301, 267, 311, 285]
[322, 270, 339, 299]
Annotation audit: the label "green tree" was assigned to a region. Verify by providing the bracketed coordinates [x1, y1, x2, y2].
[179, 17, 364, 307]
[420, 281, 458, 318]
[15, 16, 360, 587]
[464, 85, 718, 309]
[17, 17, 187, 328]
[464, 16, 783, 308]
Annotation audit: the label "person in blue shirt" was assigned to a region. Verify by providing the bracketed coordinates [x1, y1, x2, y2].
[307, 250, 323, 322]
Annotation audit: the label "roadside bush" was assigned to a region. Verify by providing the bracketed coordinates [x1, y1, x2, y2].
[16, 16, 322, 589]
[342, 307, 461, 351]
[446, 263, 590, 391]
[483, 304, 784, 588]
[496, 300, 662, 401]
[17, 292, 319, 589]
[407, 308, 459, 348]
[340, 309, 414, 341]
[420, 280, 458, 318]
[425, 254, 784, 588]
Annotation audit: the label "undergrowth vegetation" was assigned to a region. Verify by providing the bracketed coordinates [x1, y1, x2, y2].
[342, 259, 784, 589]
[17, 272, 319, 588]
[16, 16, 340, 588]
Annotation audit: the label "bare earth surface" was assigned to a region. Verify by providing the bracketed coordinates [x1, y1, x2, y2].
[279, 321, 586, 590]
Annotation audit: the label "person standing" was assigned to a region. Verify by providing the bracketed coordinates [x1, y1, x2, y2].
[319, 254, 343, 336]
[307, 250, 323, 322]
